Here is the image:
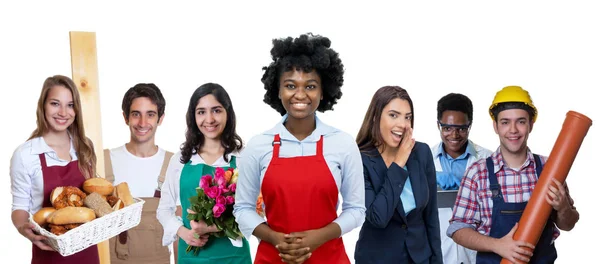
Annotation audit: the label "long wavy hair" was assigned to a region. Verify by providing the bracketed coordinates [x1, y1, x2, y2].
[28, 75, 96, 179]
[356, 86, 414, 155]
[180, 83, 243, 164]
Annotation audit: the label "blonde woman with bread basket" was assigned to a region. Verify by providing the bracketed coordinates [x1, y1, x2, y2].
[10, 75, 100, 264]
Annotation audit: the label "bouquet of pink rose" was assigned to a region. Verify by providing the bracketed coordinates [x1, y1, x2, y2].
[186, 167, 242, 255]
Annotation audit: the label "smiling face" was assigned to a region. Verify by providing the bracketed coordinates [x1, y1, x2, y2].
[493, 108, 533, 156]
[44, 85, 76, 133]
[124, 97, 163, 145]
[439, 110, 471, 158]
[279, 69, 322, 121]
[195, 94, 227, 141]
[379, 98, 412, 149]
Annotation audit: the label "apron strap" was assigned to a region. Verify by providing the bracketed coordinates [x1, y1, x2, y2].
[104, 149, 115, 183]
[272, 134, 281, 159]
[38, 153, 48, 169]
[229, 155, 237, 168]
[316, 135, 324, 157]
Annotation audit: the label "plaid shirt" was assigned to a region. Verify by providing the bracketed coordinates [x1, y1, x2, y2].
[448, 148, 572, 241]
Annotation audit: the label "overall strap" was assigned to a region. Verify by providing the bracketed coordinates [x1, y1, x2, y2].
[103, 149, 115, 183]
[272, 134, 281, 159]
[157, 151, 174, 185]
[486, 157, 502, 199]
[154, 151, 174, 198]
[533, 154, 543, 178]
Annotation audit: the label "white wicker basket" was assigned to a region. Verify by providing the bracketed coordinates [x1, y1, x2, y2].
[30, 198, 145, 256]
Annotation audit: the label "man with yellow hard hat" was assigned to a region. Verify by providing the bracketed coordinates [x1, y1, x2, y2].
[446, 86, 580, 263]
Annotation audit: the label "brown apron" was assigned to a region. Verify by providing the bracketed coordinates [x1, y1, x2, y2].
[104, 149, 177, 264]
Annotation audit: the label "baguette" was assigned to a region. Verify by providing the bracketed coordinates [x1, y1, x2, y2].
[114, 182, 135, 207]
[47, 207, 96, 225]
[33, 207, 56, 226]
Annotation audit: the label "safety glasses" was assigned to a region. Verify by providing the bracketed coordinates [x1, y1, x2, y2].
[438, 121, 471, 135]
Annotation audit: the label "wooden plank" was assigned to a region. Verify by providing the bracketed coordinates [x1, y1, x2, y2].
[69, 31, 110, 264]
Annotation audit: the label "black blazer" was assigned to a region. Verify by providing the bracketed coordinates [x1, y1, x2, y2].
[354, 142, 442, 264]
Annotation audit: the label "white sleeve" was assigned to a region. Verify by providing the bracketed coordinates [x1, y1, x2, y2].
[332, 134, 366, 236]
[11, 147, 32, 212]
[233, 139, 266, 240]
[157, 152, 184, 246]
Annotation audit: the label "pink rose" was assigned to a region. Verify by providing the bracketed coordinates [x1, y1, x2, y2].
[219, 185, 229, 193]
[214, 170, 227, 187]
[215, 167, 225, 180]
[205, 186, 222, 199]
[212, 203, 226, 218]
[225, 196, 235, 205]
[229, 183, 236, 193]
[200, 175, 213, 189]
[215, 195, 227, 206]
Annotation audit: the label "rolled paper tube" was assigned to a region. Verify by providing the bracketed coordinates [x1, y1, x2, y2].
[500, 111, 592, 264]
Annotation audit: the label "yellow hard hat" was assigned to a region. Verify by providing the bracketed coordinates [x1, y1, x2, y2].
[489, 86, 537, 122]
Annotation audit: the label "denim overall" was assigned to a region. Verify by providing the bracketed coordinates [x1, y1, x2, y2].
[476, 155, 557, 264]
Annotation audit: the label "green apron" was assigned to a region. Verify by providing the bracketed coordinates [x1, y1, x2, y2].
[178, 155, 252, 264]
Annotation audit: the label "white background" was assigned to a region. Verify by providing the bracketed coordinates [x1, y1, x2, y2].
[0, 1, 597, 263]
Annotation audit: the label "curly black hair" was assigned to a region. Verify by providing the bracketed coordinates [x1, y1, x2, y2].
[180, 83, 243, 164]
[261, 33, 345, 115]
[437, 93, 473, 122]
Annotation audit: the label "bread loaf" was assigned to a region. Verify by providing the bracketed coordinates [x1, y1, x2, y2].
[84, 192, 114, 217]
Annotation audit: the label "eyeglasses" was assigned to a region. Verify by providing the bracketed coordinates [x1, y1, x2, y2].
[438, 121, 471, 135]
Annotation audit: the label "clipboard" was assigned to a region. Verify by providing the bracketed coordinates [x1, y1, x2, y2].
[437, 189, 458, 209]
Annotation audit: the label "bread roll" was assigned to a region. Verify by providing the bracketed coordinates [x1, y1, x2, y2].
[47, 207, 96, 225]
[33, 207, 56, 226]
[84, 192, 114, 217]
[115, 182, 135, 206]
[83, 177, 114, 196]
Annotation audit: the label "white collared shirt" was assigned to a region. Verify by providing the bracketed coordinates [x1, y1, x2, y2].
[10, 136, 78, 214]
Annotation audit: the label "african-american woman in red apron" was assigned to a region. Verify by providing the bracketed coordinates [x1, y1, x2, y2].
[233, 34, 366, 264]
[255, 134, 351, 263]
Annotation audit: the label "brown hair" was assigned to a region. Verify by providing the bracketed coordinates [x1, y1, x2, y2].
[122, 83, 166, 121]
[356, 86, 414, 154]
[28, 75, 97, 179]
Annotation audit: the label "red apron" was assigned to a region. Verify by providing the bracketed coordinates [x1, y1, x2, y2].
[254, 134, 349, 264]
[31, 153, 100, 264]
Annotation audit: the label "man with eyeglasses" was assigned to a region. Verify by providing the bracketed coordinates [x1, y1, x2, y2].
[431, 93, 492, 264]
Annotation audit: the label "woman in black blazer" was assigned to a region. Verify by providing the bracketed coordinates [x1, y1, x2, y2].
[354, 86, 442, 264]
